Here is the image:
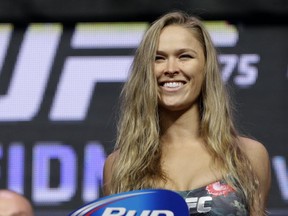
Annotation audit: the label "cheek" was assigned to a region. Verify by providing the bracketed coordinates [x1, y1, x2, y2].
[191, 68, 205, 92]
[154, 64, 162, 78]
[196, 75, 205, 96]
[192, 62, 205, 80]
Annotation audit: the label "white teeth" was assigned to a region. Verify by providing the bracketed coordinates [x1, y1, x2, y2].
[163, 82, 183, 88]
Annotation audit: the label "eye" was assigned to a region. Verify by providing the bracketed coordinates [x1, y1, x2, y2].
[179, 54, 193, 59]
[155, 55, 165, 62]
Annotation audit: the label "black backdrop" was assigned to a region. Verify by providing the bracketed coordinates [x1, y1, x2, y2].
[0, 2, 287, 215]
[0, 0, 288, 22]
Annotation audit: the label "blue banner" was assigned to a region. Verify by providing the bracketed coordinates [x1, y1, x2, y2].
[69, 189, 189, 216]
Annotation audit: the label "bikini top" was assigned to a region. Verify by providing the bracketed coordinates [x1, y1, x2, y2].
[176, 180, 249, 215]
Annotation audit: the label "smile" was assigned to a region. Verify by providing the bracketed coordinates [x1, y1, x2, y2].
[159, 80, 187, 88]
[163, 82, 184, 88]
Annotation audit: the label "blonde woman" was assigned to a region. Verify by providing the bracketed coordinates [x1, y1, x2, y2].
[103, 11, 271, 215]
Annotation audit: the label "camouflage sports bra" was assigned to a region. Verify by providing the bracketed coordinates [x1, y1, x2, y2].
[176, 180, 249, 215]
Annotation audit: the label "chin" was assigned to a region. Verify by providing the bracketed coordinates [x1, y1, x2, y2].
[159, 104, 190, 112]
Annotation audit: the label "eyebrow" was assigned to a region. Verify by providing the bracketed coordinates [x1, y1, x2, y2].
[156, 48, 197, 55]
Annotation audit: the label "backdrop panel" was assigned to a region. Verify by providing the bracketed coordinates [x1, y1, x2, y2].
[0, 0, 288, 22]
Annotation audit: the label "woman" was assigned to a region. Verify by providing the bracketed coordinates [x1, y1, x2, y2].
[103, 11, 271, 215]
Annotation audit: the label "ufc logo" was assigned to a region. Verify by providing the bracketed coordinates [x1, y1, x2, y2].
[0, 23, 146, 121]
[185, 196, 212, 213]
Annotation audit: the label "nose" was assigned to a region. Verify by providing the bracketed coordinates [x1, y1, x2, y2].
[164, 58, 179, 77]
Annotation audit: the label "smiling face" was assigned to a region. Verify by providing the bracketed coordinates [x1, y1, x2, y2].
[154, 25, 205, 112]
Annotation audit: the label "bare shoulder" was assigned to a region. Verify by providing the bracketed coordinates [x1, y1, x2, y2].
[238, 136, 270, 165]
[238, 136, 271, 205]
[103, 150, 119, 196]
[105, 150, 119, 169]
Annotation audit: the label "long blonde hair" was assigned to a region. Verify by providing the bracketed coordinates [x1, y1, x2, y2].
[110, 11, 261, 214]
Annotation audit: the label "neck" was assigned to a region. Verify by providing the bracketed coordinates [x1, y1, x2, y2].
[159, 105, 201, 145]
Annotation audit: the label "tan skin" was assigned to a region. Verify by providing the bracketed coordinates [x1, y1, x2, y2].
[103, 25, 271, 214]
[0, 190, 34, 216]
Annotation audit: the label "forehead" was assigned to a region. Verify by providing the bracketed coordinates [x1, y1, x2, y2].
[157, 25, 202, 51]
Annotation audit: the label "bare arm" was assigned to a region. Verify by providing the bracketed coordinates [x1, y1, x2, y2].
[102, 151, 118, 196]
[240, 137, 271, 214]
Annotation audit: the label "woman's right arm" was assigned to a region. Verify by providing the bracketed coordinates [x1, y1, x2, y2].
[102, 151, 118, 196]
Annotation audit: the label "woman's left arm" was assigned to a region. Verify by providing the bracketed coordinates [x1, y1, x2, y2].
[240, 137, 271, 212]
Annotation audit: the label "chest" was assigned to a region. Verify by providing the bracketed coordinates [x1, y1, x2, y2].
[160, 145, 223, 191]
